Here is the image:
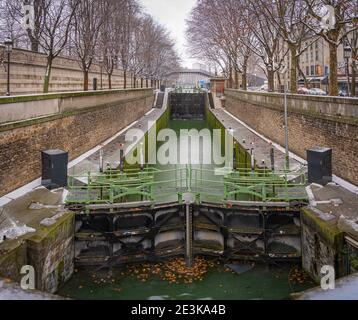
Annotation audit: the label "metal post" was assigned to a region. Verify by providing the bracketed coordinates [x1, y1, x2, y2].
[270, 147, 275, 172]
[6, 51, 10, 96]
[99, 149, 104, 173]
[119, 149, 124, 173]
[140, 142, 144, 171]
[250, 148, 255, 172]
[346, 57, 351, 97]
[233, 142, 237, 171]
[185, 202, 193, 268]
[284, 72, 289, 170]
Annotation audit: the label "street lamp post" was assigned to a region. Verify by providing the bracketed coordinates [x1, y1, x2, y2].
[4, 38, 13, 96]
[278, 63, 290, 171]
[344, 40, 352, 97]
[283, 70, 289, 170]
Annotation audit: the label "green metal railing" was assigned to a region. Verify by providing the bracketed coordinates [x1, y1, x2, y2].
[65, 165, 308, 209]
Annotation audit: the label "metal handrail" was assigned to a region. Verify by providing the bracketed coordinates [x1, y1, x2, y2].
[66, 164, 308, 207]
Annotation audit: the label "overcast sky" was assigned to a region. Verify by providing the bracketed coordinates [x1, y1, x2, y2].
[139, 0, 197, 68]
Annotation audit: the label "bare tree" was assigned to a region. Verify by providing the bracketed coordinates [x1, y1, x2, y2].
[0, 0, 46, 51]
[0, 1, 27, 48]
[244, 0, 289, 92]
[126, 13, 179, 88]
[39, 0, 79, 93]
[303, 0, 358, 96]
[186, 0, 280, 91]
[0, 0, 178, 93]
[110, 0, 140, 89]
[349, 29, 358, 96]
[72, 0, 104, 90]
[186, 0, 233, 85]
[255, 0, 311, 93]
[345, 6, 358, 96]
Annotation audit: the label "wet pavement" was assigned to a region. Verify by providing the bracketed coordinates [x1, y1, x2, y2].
[210, 107, 303, 173]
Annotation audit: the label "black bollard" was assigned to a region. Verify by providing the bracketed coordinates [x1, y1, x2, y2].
[307, 147, 332, 185]
[41, 149, 68, 190]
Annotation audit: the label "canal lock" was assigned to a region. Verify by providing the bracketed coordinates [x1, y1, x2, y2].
[69, 91, 306, 269]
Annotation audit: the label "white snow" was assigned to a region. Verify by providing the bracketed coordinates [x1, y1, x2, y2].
[0, 224, 36, 244]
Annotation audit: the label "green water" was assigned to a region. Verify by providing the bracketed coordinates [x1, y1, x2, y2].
[58, 264, 315, 300]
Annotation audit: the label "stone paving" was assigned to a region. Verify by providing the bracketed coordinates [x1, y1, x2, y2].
[292, 272, 358, 300]
[70, 92, 168, 177]
[210, 107, 303, 173]
[0, 278, 66, 300]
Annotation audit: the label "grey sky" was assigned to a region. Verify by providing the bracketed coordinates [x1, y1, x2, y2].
[139, 0, 197, 68]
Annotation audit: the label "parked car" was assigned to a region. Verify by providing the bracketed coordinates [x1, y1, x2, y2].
[339, 90, 348, 97]
[297, 87, 309, 94]
[259, 84, 268, 92]
[309, 88, 327, 96]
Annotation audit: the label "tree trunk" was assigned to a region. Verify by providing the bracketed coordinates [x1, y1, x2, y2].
[277, 72, 282, 87]
[141, 78, 143, 88]
[242, 64, 247, 91]
[351, 60, 356, 97]
[123, 70, 127, 89]
[228, 65, 233, 88]
[83, 70, 89, 91]
[29, 34, 39, 52]
[289, 44, 298, 93]
[43, 56, 53, 93]
[234, 70, 239, 89]
[328, 42, 338, 96]
[108, 73, 112, 89]
[146, 78, 148, 88]
[297, 63, 308, 88]
[134, 76, 137, 88]
[267, 69, 274, 92]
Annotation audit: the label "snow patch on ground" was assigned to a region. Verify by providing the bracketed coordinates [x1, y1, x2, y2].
[338, 216, 358, 238]
[0, 224, 36, 244]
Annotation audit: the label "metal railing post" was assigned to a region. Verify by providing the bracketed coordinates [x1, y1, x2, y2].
[185, 201, 193, 268]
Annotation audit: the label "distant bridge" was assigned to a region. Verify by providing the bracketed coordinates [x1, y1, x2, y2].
[165, 68, 215, 86]
[166, 69, 215, 78]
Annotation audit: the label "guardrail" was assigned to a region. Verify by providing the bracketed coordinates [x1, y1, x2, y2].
[66, 165, 308, 211]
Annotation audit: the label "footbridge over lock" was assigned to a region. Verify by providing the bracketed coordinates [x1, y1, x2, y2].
[65, 89, 309, 267]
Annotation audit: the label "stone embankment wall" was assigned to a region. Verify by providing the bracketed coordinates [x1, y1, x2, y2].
[225, 89, 358, 186]
[0, 46, 156, 95]
[0, 88, 154, 197]
[301, 207, 345, 283]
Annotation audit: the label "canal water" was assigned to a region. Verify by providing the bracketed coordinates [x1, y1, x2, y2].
[58, 262, 315, 300]
[60, 115, 315, 299]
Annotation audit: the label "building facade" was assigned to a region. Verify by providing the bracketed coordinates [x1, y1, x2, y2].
[276, 32, 358, 95]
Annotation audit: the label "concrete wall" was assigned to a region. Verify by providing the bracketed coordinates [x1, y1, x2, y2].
[27, 211, 75, 293]
[0, 212, 75, 294]
[0, 47, 139, 95]
[301, 207, 345, 283]
[0, 88, 154, 197]
[225, 89, 358, 185]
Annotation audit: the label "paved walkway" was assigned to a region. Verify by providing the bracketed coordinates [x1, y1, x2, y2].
[0, 278, 66, 300]
[210, 107, 303, 173]
[292, 272, 358, 300]
[70, 107, 166, 176]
